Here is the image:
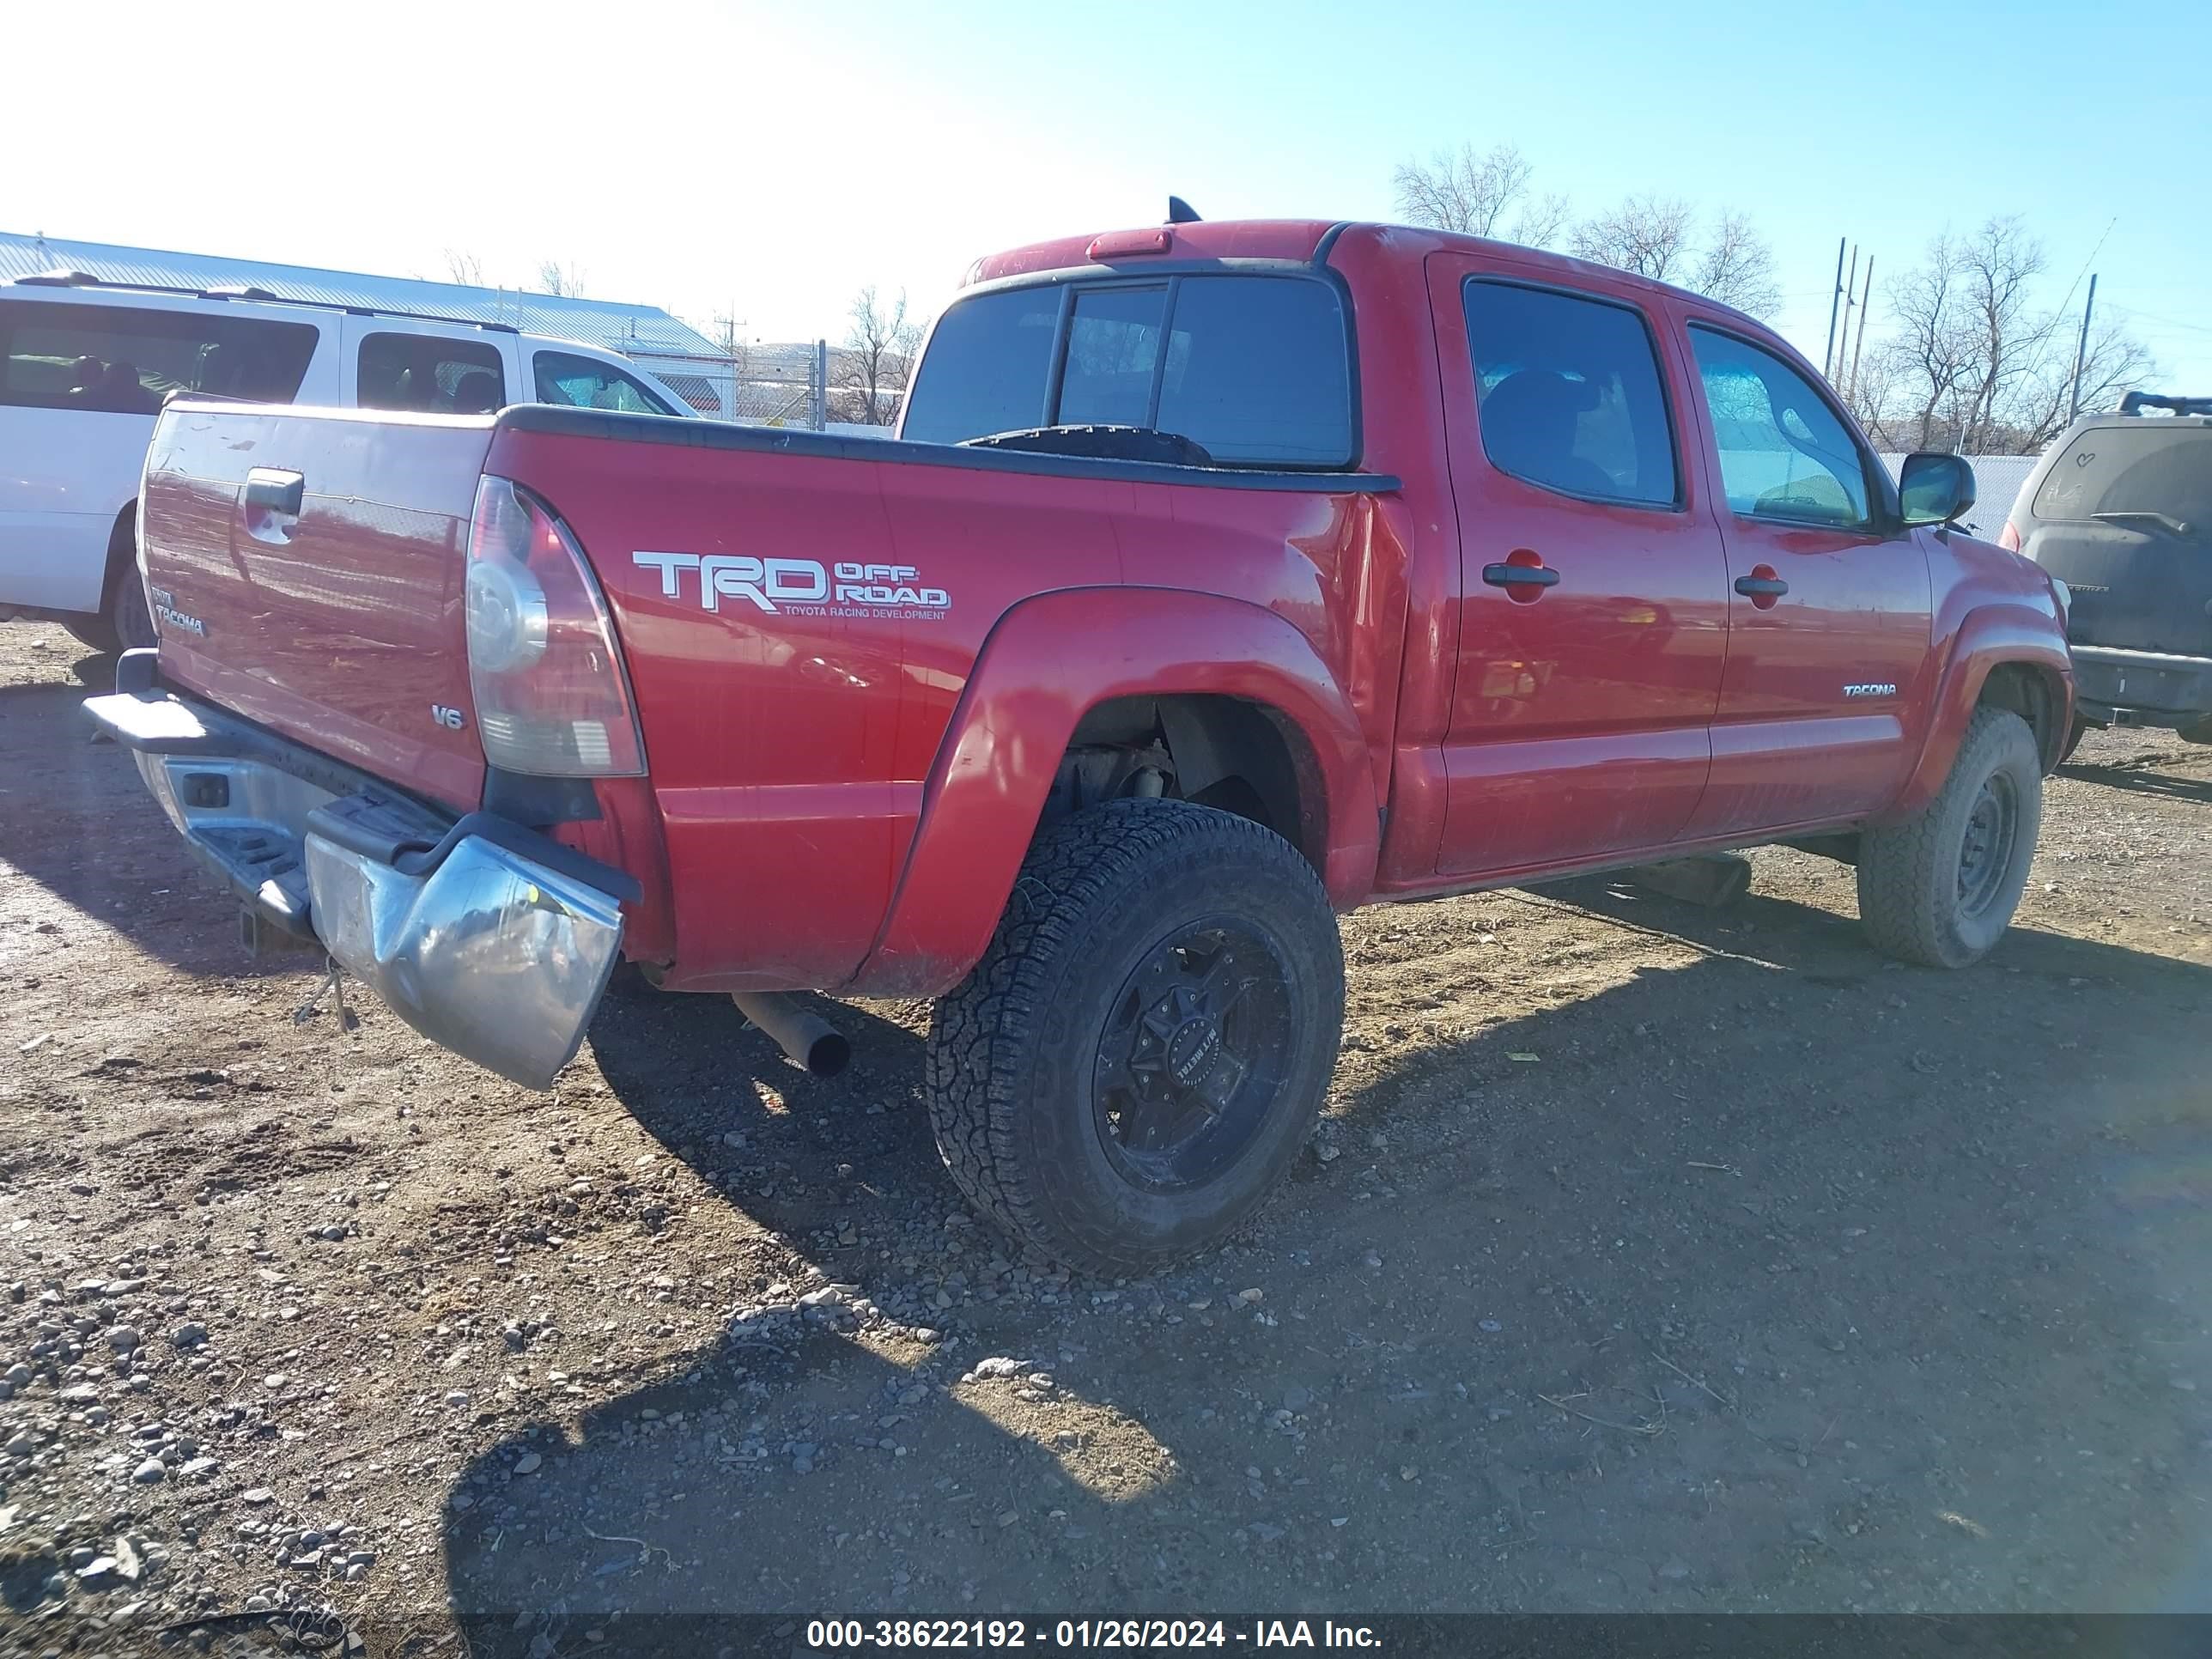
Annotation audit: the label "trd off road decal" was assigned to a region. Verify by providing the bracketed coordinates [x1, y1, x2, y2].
[632, 552, 951, 621]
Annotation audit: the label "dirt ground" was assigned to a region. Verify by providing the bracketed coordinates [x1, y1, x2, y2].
[1, 621, 2208, 1652]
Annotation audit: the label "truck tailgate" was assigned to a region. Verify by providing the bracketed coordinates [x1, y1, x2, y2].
[139, 404, 493, 810]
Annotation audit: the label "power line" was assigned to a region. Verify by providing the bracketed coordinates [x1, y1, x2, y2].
[2108, 305, 2212, 337]
[2051, 216, 2116, 322]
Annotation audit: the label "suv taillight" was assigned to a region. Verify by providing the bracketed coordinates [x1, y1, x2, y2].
[465, 476, 645, 776]
[1996, 520, 2022, 552]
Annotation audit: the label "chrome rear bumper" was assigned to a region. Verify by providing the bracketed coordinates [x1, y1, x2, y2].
[84, 675, 632, 1090]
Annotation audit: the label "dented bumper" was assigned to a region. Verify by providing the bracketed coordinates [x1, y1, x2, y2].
[83, 665, 634, 1089]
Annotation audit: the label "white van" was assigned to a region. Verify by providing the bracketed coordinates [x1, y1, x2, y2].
[0, 272, 696, 651]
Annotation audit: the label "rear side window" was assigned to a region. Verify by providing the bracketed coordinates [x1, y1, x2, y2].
[2032, 425, 2212, 529]
[903, 274, 1354, 468]
[0, 297, 317, 414]
[357, 332, 505, 415]
[1463, 282, 1678, 507]
[532, 349, 675, 415]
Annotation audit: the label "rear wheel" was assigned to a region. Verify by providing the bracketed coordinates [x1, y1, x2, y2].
[64, 517, 151, 657]
[105, 562, 156, 653]
[1856, 706, 2041, 969]
[925, 799, 1344, 1275]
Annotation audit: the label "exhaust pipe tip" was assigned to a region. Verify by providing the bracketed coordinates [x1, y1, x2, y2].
[799, 1029, 852, 1079]
[731, 993, 851, 1079]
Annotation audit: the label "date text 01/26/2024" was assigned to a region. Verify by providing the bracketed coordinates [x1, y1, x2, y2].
[805, 1621, 1382, 1650]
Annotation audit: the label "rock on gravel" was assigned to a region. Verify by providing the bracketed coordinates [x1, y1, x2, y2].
[131, 1458, 165, 1484]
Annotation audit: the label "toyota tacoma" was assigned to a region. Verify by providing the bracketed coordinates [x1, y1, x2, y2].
[87, 214, 2074, 1273]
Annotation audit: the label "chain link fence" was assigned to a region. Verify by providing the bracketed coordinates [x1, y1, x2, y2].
[627, 342, 830, 428]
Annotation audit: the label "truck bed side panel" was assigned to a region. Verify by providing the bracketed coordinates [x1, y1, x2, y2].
[486, 424, 1403, 992]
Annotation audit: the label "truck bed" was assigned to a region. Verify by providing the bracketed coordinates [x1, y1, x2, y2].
[135, 400, 1407, 994]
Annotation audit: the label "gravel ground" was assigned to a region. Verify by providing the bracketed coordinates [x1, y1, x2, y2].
[1, 623, 2208, 1653]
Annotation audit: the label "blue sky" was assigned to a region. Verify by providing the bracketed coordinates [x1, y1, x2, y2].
[11, 0, 2209, 385]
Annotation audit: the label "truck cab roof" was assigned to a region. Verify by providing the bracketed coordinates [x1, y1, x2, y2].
[965, 216, 1772, 332]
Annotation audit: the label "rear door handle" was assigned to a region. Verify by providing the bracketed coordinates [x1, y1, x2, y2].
[1735, 574, 1789, 597]
[1482, 562, 1560, 589]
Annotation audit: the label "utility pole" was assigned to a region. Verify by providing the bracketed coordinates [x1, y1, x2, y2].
[2067, 273, 2100, 425]
[1831, 246, 1859, 381]
[1823, 236, 1847, 378]
[1847, 256, 1875, 405]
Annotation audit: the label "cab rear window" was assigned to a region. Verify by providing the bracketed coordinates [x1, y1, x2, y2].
[902, 274, 1354, 468]
[2032, 425, 2212, 530]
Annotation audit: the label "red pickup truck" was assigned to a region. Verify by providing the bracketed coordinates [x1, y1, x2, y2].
[88, 216, 2073, 1273]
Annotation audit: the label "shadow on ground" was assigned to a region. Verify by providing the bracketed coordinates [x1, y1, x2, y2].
[0, 678, 292, 976]
[2058, 753, 2212, 805]
[442, 882, 2212, 1644]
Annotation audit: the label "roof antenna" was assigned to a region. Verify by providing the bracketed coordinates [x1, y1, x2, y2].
[1167, 196, 1202, 225]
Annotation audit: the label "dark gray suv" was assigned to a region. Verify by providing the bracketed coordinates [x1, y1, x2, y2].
[2003, 392, 2212, 755]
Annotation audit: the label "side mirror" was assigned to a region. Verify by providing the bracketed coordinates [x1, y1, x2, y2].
[1899, 452, 1977, 528]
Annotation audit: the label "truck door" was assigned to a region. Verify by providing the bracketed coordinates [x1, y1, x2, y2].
[1427, 255, 1730, 877]
[1670, 316, 1934, 837]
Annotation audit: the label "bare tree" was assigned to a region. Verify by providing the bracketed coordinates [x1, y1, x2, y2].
[1570, 195, 1697, 283]
[1691, 211, 1782, 319]
[1953, 216, 2055, 452]
[1511, 191, 1574, 252]
[1393, 143, 1536, 239]
[443, 249, 487, 287]
[536, 259, 587, 298]
[1855, 219, 2156, 454]
[834, 286, 921, 426]
[2008, 319, 2156, 447]
[1562, 196, 1782, 316]
[1874, 232, 1978, 448]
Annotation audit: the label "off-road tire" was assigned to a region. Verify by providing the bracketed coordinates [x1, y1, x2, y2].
[925, 799, 1344, 1275]
[2058, 715, 2088, 764]
[1856, 706, 2041, 969]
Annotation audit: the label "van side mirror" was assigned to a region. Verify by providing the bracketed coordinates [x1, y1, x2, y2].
[1899, 452, 1977, 528]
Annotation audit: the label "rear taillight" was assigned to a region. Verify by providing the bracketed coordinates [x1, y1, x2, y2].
[465, 476, 645, 776]
[1996, 520, 2022, 552]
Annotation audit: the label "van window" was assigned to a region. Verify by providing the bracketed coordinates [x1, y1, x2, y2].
[2031, 424, 2212, 528]
[902, 274, 1355, 467]
[533, 350, 675, 415]
[1463, 281, 1678, 507]
[357, 333, 505, 414]
[1689, 327, 1873, 528]
[0, 298, 317, 414]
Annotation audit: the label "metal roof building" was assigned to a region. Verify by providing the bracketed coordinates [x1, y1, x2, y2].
[0, 229, 722, 362]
